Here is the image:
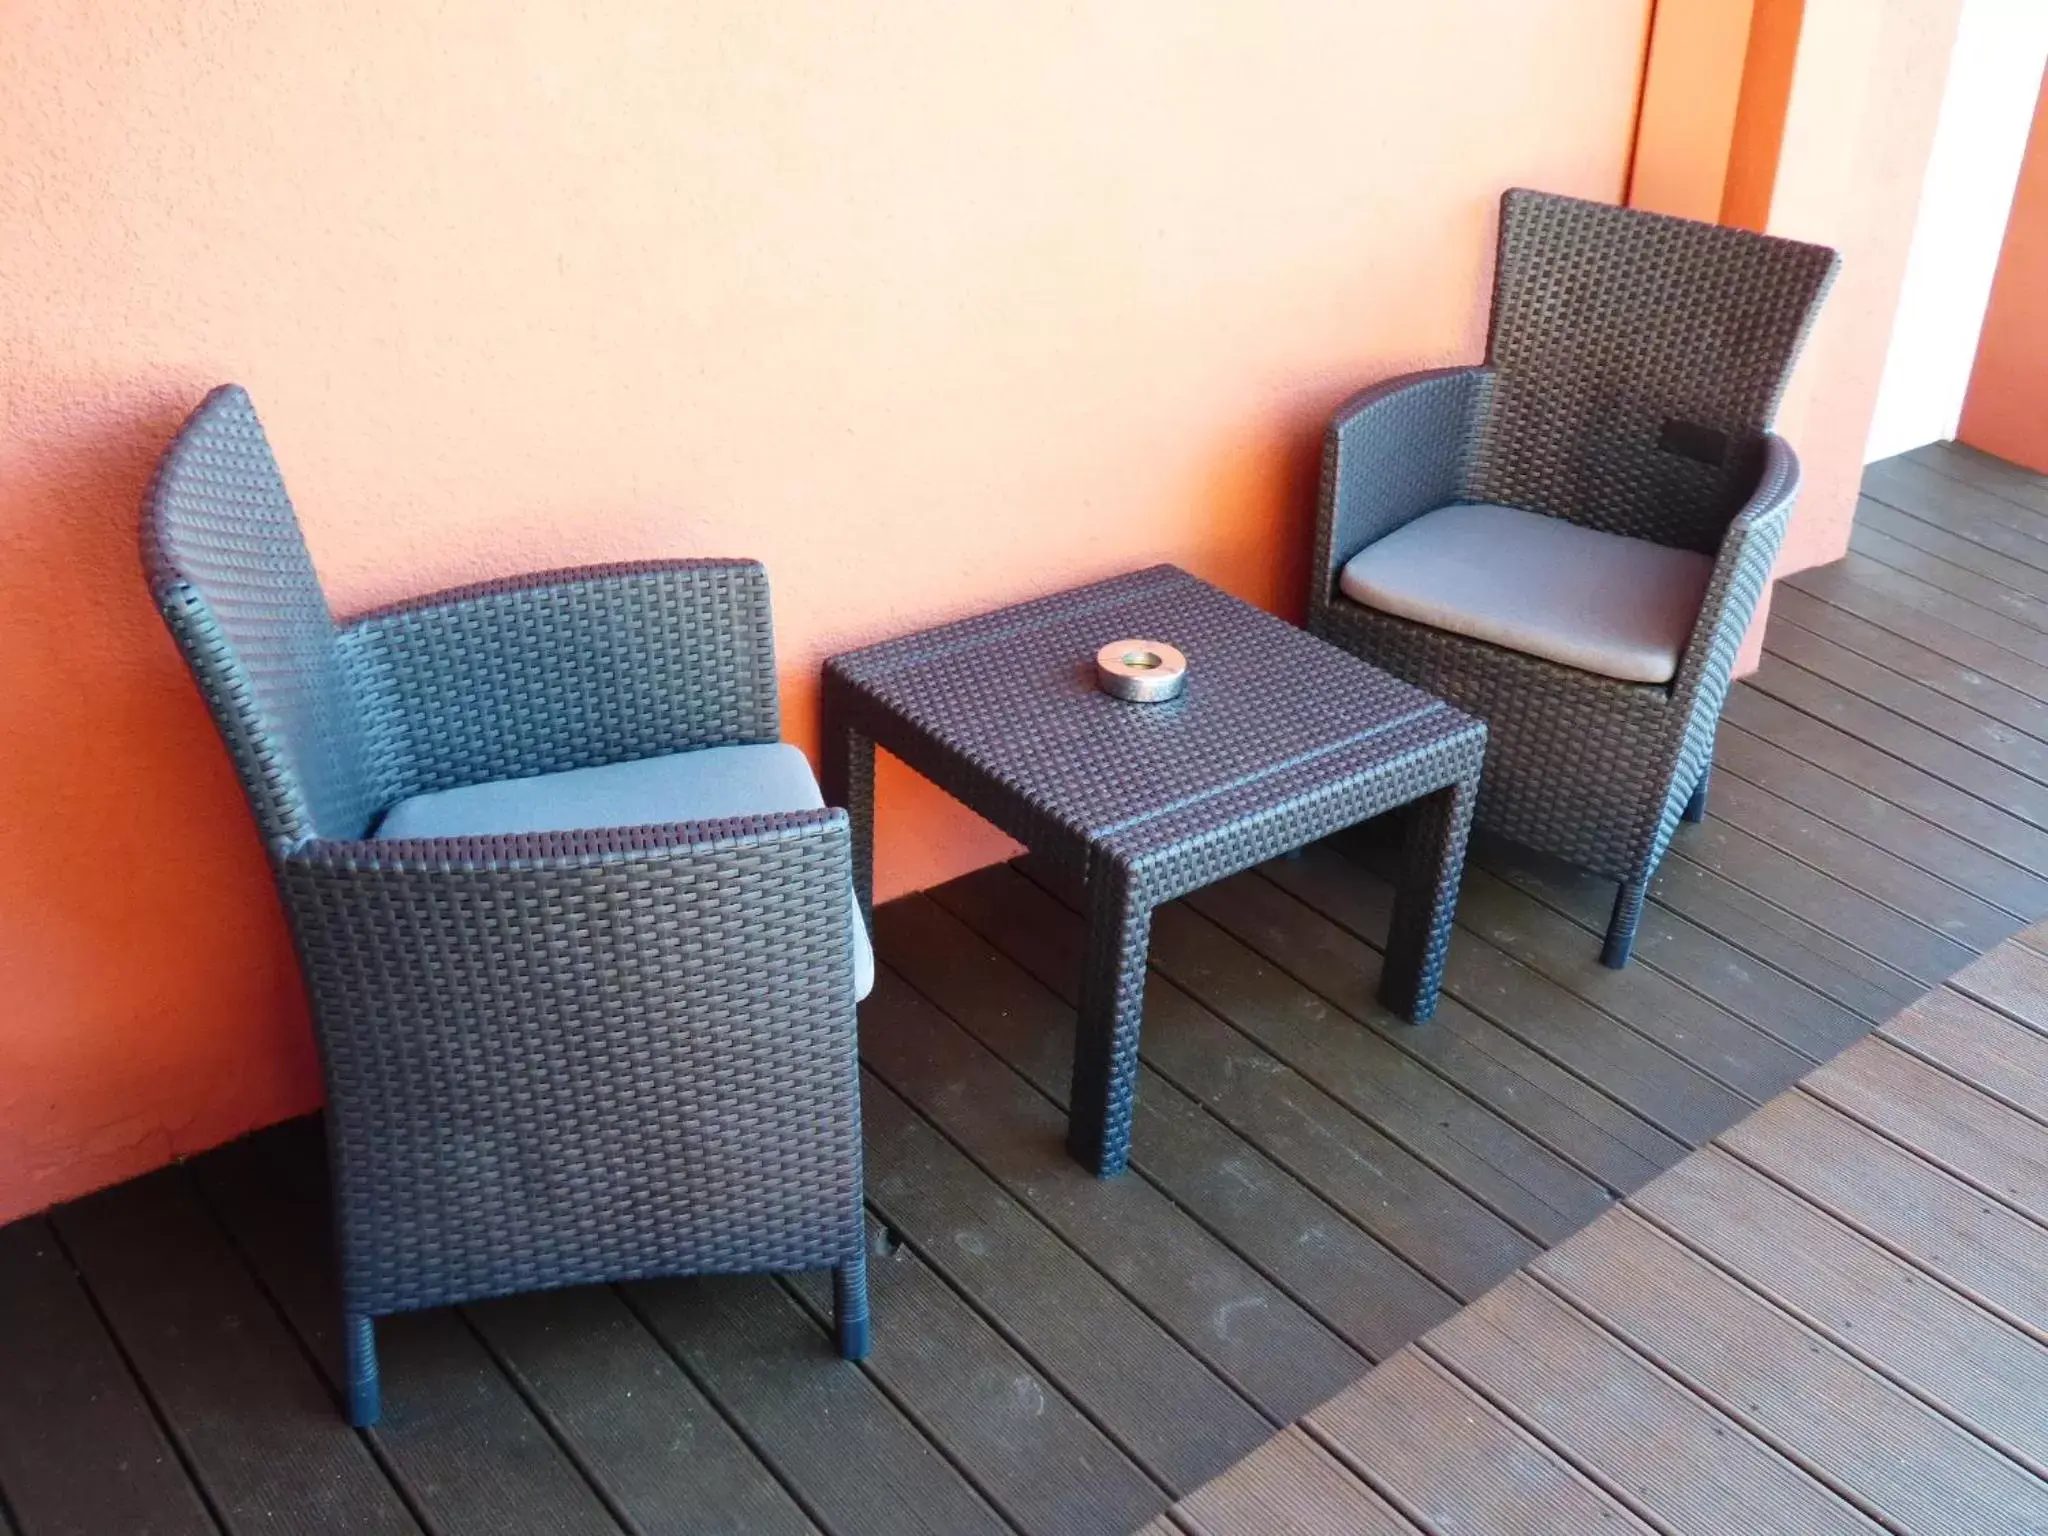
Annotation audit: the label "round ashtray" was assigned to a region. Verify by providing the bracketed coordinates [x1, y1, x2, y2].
[1095, 639, 1187, 702]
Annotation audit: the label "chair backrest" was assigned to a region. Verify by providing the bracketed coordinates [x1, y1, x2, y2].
[141, 385, 384, 845]
[1473, 188, 1839, 553]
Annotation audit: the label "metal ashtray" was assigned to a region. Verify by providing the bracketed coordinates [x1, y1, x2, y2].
[1095, 639, 1187, 702]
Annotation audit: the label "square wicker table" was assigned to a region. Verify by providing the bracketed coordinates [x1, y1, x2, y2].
[822, 565, 1486, 1177]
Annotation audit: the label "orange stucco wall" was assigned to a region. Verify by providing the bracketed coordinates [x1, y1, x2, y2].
[1960, 68, 2048, 474]
[1765, 0, 1966, 572]
[1721, 0, 1807, 233]
[1629, 0, 1759, 222]
[0, 1, 1654, 1220]
[1625, 0, 1960, 678]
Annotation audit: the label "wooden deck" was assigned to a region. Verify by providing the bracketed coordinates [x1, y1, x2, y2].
[1167, 926, 2048, 1535]
[6, 439, 2048, 1535]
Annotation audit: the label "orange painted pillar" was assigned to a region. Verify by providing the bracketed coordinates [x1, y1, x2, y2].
[1721, 0, 1805, 231]
[1959, 68, 2048, 475]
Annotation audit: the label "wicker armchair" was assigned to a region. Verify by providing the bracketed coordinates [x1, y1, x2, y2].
[142, 385, 871, 1427]
[1309, 190, 1838, 967]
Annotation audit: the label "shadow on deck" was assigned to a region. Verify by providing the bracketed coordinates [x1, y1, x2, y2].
[5, 440, 2048, 1535]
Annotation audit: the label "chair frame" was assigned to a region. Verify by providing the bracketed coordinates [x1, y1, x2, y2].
[142, 385, 869, 1426]
[1307, 191, 1838, 966]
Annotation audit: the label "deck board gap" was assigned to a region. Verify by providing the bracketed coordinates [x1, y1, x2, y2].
[36, 1213, 243, 1536]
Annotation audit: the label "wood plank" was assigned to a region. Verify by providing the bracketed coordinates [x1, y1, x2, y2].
[784, 1218, 1169, 1536]
[1859, 495, 2048, 602]
[1747, 650, 2048, 832]
[1702, 764, 2019, 950]
[1631, 1146, 2048, 1476]
[0, 1218, 217, 1536]
[1790, 557, 2048, 709]
[1170, 1428, 1418, 1536]
[1140, 898, 1614, 1235]
[1476, 827, 1910, 1032]
[1003, 854, 1636, 1220]
[1298, 836, 1822, 1088]
[872, 893, 1459, 1362]
[1177, 853, 1684, 1183]
[1721, 1092, 2048, 1340]
[463, 1284, 820, 1536]
[189, 1122, 622, 1536]
[1667, 803, 1975, 985]
[1722, 682, 2048, 880]
[1769, 581, 2048, 750]
[1462, 842, 1870, 1060]
[1307, 1350, 1658, 1534]
[1881, 986, 2048, 1126]
[1415, 853, 1848, 1068]
[626, 1274, 1012, 1536]
[1851, 518, 2048, 637]
[1715, 724, 2048, 920]
[1895, 444, 2048, 528]
[857, 1069, 1277, 1492]
[928, 867, 1544, 1300]
[1950, 938, 2048, 1037]
[50, 1169, 418, 1536]
[1535, 1208, 2048, 1534]
[1802, 1039, 2048, 1223]
[1422, 1273, 1884, 1535]
[1865, 456, 2048, 570]
[1761, 614, 2048, 800]
[1178, 864, 1751, 1148]
[858, 966, 1370, 1422]
[1792, 551, 2048, 671]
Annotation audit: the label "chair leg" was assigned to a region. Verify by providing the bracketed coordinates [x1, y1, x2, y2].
[834, 1255, 871, 1361]
[1681, 764, 1711, 824]
[1602, 878, 1648, 970]
[344, 1313, 380, 1427]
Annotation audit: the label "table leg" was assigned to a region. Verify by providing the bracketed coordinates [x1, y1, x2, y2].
[1066, 858, 1152, 1178]
[820, 701, 877, 928]
[1379, 773, 1478, 1023]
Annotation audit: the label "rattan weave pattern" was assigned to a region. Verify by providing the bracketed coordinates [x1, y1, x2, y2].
[141, 384, 868, 1423]
[1476, 189, 1837, 553]
[825, 566, 1485, 1174]
[344, 561, 782, 802]
[285, 816, 862, 1317]
[140, 392, 385, 844]
[1308, 191, 1835, 964]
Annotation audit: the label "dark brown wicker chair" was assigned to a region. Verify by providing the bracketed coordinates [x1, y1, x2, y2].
[1308, 189, 1839, 966]
[141, 385, 871, 1426]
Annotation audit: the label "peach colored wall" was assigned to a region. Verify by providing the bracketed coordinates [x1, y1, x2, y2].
[1765, 0, 1966, 572]
[0, 1, 1653, 1221]
[1629, 0, 1759, 222]
[1960, 68, 2048, 473]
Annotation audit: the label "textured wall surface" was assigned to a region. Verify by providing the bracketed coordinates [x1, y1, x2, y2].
[1866, 0, 2048, 462]
[1764, 0, 1966, 570]
[1961, 68, 2048, 474]
[0, 0, 1649, 1219]
[1629, 0, 1758, 221]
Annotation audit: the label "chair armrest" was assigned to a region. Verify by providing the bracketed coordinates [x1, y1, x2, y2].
[1310, 366, 1493, 622]
[339, 558, 780, 801]
[1672, 434, 1800, 710]
[276, 807, 860, 1314]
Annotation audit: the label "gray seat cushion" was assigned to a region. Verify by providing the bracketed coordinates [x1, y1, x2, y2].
[375, 743, 873, 999]
[1338, 502, 1715, 685]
